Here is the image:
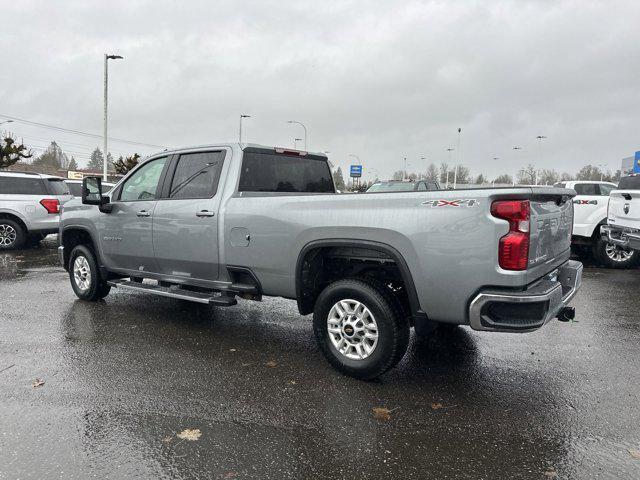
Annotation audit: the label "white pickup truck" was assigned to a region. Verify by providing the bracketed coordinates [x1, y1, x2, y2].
[601, 175, 640, 254]
[554, 180, 638, 268]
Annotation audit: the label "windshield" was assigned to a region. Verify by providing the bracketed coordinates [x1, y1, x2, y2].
[367, 182, 415, 192]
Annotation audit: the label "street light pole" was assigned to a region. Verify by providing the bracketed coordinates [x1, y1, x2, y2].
[512, 146, 522, 186]
[294, 138, 302, 149]
[239, 115, 251, 143]
[104, 54, 123, 181]
[287, 120, 307, 150]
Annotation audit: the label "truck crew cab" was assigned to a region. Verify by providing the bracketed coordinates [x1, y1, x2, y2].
[59, 143, 582, 379]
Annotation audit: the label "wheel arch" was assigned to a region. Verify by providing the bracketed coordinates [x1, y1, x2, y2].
[60, 225, 102, 271]
[295, 239, 423, 318]
[0, 210, 29, 234]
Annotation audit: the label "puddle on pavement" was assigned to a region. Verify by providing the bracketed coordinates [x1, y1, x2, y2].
[0, 235, 61, 280]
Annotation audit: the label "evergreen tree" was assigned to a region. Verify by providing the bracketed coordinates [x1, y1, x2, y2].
[33, 141, 67, 169]
[475, 173, 487, 185]
[68, 156, 78, 170]
[87, 147, 104, 171]
[333, 167, 346, 191]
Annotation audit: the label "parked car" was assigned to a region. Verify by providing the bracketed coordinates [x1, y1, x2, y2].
[59, 144, 582, 379]
[0, 171, 73, 249]
[366, 180, 440, 192]
[601, 175, 640, 254]
[65, 179, 115, 197]
[553, 180, 637, 268]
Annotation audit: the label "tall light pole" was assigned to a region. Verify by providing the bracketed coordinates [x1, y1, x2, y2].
[535, 135, 547, 185]
[239, 114, 251, 143]
[446, 148, 454, 188]
[294, 138, 302, 149]
[104, 54, 123, 181]
[513, 146, 522, 185]
[287, 120, 307, 150]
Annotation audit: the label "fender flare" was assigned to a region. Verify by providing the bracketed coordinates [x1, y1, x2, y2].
[0, 209, 30, 230]
[294, 238, 424, 318]
[60, 225, 105, 272]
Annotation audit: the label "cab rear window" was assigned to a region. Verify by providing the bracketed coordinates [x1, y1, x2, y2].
[618, 176, 640, 190]
[238, 152, 334, 193]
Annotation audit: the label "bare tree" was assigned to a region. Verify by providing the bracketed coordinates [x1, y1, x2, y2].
[517, 164, 537, 184]
[425, 163, 438, 182]
[493, 174, 513, 185]
[538, 169, 559, 185]
[0, 135, 32, 169]
[439, 163, 450, 184]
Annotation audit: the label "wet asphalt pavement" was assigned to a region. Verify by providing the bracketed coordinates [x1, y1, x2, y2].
[1, 238, 639, 480]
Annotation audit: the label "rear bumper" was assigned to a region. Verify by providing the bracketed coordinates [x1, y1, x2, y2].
[468, 260, 582, 332]
[601, 225, 640, 251]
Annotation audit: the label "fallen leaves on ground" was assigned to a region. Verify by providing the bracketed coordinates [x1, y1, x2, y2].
[372, 407, 392, 421]
[224, 472, 238, 479]
[161, 436, 173, 444]
[430, 402, 443, 410]
[265, 360, 278, 368]
[32, 378, 45, 388]
[177, 428, 202, 441]
[629, 448, 640, 459]
[543, 468, 558, 478]
[229, 348, 237, 352]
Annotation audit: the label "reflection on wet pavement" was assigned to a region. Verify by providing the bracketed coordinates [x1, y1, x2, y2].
[1, 238, 640, 479]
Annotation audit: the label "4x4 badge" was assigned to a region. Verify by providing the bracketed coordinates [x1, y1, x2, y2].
[422, 199, 478, 207]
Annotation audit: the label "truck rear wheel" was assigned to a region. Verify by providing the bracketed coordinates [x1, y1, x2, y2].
[68, 245, 111, 301]
[313, 279, 410, 380]
[593, 237, 639, 269]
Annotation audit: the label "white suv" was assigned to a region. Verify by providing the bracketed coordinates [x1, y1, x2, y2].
[0, 171, 73, 249]
[554, 180, 638, 268]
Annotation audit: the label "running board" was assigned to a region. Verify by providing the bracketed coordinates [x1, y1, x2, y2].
[107, 279, 237, 306]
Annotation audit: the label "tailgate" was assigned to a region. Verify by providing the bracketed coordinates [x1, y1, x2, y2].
[609, 191, 640, 230]
[528, 188, 574, 269]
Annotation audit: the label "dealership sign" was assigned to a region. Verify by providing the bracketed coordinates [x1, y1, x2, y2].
[350, 165, 362, 178]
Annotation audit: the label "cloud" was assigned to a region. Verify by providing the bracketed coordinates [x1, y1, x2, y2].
[1, 0, 638, 178]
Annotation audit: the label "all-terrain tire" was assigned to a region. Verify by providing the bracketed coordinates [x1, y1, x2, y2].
[68, 244, 111, 301]
[313, 278, 410, 380]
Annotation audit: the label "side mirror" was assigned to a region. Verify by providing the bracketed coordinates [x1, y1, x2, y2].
[82, 177, 102, 205]
[82, 177, 112, 212]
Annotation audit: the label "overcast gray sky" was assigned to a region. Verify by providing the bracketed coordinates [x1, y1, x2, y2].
[2, 0, 639, 180]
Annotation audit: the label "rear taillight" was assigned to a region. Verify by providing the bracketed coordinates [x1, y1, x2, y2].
[491, 200, 530, 271]
[40, 198, 60, 214]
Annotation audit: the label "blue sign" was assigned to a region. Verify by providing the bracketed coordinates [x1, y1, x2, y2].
[635, 151, 640, 173]
[350, 165, 363, 178]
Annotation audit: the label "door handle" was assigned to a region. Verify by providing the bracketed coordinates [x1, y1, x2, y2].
[196, 210, 215, 217]
[136, 210, 151, 217]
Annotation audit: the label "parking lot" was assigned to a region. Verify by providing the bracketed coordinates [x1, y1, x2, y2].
[1, 237, 639, 479]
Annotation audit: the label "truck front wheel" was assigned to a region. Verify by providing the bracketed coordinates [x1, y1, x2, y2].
[313, 279, 410, 380]
[593, 237, 639, 269]
[68, 245, 111, 301]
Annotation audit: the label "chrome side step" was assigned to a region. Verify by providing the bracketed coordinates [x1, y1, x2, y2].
[107, 279, 237, 306]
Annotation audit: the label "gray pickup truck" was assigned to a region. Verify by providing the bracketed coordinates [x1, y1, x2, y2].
[59, 143, 582, 379]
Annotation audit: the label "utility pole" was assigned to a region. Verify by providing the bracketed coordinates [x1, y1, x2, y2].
[239, 115, 251, 143]
[104, 54, 123, 181]
[446, 148, 454, 188]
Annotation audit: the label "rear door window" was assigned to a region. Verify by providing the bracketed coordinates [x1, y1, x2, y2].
[168, 151, 225, 199]
[0, 176, 47, 195]
[597, 184, 616, 196]
[573, 183, 597, 195]
[239, 152, 334, 193]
